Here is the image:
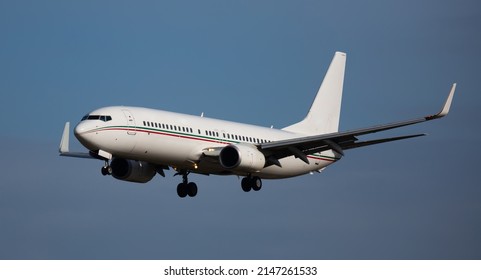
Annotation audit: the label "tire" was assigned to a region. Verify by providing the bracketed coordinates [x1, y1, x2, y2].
[101, 166, 109, 176]
[252, 176, 262, 191]
[241, 177, 251, 192]
[187, 182, 198, 197]
[177, 183, 188, 198]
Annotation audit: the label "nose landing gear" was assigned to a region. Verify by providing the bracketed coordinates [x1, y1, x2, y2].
[101, 161, 112, 176]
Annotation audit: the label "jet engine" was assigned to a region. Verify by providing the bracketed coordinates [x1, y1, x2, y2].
[219, 144, 266, 172]
[110, 158, 156, 183]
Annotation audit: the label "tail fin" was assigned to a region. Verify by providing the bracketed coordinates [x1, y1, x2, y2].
[283, 52, 346, 135]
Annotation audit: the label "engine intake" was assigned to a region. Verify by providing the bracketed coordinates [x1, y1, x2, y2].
[219, 144, 266, 172]
[110, 158, 156, 183]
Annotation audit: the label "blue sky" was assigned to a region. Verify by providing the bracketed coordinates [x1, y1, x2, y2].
[1, 0, 480, 259]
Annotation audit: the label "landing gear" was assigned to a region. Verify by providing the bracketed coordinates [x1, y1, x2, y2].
[241, 175, 262, 192]
[177, 182, 198, 198]
[175, 170, 198, 198]
[101, 161, 112, 176]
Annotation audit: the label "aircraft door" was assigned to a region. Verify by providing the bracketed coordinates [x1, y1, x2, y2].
[122, 109, 137, 135]
[120, 109, 137, 153]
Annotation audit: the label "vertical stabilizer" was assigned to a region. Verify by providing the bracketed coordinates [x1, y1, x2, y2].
[283, 52, 346, 135]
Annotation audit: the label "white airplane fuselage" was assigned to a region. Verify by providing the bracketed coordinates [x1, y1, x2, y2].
[74, 106, 339, 179]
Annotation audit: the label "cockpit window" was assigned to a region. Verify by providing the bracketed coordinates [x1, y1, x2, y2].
[81, 115, 112, 122]
[99, 115, 112, 122]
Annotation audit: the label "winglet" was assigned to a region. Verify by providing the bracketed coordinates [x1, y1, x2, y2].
[59, 122, 70, 153]
[59, 122, 96, 159]
[426, 83, 456, 120]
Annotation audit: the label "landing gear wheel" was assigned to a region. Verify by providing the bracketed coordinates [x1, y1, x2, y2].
[241, 177, 252, 192]
[252, 176, 262, 191]
[177, 183, 188, 198]
[101, 166, 112, 176]
[241, 176, 262, 192]
[175, 170, 199, 198]
[187, 182, 198, 197]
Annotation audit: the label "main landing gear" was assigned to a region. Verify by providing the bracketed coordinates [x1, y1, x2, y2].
[174, 171, 262, 198]
[175, 170, 198, 198]
[241, 175, 262, 192]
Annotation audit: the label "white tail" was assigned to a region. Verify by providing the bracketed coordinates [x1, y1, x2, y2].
[283, 52, 346, 135]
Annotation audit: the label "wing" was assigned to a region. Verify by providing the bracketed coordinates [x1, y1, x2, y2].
[59, 122, 96, 159]
[260, 83, 456, 166]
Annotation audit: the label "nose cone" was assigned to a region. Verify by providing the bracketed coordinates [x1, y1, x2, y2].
[74, 122, 97, 150]
[74, 122, 86, 137]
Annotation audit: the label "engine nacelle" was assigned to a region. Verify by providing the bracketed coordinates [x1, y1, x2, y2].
[110, 158, 156, 183]
[219, 144, 266, 172]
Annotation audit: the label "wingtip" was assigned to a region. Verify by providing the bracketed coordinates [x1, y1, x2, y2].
[59, 122, 70, 153]
[438, 83, 456, 117]
[426, 83, 456, 120]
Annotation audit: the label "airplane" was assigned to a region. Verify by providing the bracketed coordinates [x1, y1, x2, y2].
[59, 52, 456, 198]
